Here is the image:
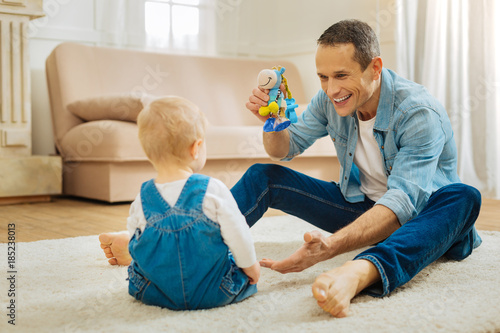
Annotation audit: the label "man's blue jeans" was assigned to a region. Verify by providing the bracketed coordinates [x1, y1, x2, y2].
[230, 164, 482, 297]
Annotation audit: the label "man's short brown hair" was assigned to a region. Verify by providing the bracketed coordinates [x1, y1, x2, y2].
[317, 19, 380, 71]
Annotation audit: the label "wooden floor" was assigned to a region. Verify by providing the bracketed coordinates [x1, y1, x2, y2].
[0, 196, 499, 243]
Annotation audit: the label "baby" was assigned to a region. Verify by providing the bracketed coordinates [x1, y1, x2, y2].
[102, 96, 259, 310]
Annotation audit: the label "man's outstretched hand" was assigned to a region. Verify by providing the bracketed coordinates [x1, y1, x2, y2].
[259, 230, 333, 273]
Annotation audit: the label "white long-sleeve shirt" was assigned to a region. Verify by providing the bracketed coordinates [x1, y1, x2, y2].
[127, 177, 257, 268]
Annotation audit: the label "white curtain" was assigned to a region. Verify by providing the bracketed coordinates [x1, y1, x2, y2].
[397, 0, 500, 199]
[95, 0, 145, 47]
[95, 0, 216, 55]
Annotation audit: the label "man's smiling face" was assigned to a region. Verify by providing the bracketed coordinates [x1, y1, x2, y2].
[315, 43, 380, 119]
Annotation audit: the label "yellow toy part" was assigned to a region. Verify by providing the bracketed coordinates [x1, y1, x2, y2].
[259, 101, 279, 117]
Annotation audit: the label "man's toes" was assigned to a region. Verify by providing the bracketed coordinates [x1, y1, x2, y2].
[330, 305, 349, 318]
[336, 310, 349, 318]
[323, 298, 350, 318]
[312, 286, 327, 302]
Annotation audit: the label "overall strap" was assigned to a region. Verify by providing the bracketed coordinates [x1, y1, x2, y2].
[175, 174, 210, 211]
[140, 179, 171, 221]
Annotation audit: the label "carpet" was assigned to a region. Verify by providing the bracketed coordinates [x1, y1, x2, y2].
[1, 216, 500, 333]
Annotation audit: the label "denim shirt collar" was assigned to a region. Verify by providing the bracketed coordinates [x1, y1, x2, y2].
[373, 68, 394, 132]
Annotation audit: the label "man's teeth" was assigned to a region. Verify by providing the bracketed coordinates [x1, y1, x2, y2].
[333, 94, 352, 103]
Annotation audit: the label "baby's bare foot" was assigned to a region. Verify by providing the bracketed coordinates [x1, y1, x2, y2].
[99, 232, 132, 266]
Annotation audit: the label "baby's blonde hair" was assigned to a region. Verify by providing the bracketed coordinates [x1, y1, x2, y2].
[137, 96, 207, 165]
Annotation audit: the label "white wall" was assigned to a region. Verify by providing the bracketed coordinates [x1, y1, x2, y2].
[216, 0, 398, 101]
[30, 0, 146, 156]
[30, 0, 95, 156]
[30, 0, 397, 155]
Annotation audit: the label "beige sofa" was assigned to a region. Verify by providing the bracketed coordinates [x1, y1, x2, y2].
[46, 42, 338, 202]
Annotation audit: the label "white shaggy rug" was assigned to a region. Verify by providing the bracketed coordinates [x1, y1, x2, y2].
[1, 216, 500, 333]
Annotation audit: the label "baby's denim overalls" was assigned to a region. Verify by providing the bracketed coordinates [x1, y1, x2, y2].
[128, 174, 257, 310]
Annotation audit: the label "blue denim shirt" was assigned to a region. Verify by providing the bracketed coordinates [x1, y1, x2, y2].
[284, 68, 461, 225]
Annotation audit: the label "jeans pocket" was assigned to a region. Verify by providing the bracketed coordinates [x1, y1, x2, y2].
[220, 263, 248, 298]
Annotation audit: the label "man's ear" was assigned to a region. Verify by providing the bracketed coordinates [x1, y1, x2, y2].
[190, 138, 203, 160]
[371, 56, 383, 80]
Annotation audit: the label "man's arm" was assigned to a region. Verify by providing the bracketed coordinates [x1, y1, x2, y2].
[260, 205, 400, 273]
[328, 204, 399, 255]
[263, 130, 290, 160]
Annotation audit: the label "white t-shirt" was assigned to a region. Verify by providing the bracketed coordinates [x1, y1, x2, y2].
[127, 177, 257, 269]
[353, 116, 388, 202]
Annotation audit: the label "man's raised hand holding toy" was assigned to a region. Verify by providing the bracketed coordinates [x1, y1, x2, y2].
[253, 66, 297, 133]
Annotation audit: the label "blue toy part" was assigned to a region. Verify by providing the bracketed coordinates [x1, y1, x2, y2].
[285, 98, 298, 124]
[263, 118, 275, 132]
[263, 117, 291, 133]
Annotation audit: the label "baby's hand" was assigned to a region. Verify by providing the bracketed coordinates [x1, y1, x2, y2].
[242, 262, 261, 285]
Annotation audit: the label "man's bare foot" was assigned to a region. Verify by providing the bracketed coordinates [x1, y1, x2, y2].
[311, 259, 380, 318]
[99, 232, 132, 266]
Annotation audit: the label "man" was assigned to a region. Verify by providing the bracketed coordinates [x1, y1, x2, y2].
[238, 19, 481, 317]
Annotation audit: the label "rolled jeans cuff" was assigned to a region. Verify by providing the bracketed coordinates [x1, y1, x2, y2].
[353, 255, 390, 297]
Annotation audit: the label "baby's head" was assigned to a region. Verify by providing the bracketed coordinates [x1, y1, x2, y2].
[137, 96, 207, 168]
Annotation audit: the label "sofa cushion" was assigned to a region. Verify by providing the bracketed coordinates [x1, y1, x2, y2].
[206, 126, 265, 159]
[66, 94, 144, 123]
[60, 120, 148, 162]
[206, 125, 336, 160]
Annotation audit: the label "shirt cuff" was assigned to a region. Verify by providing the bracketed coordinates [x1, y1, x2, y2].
[375, 189, 417, 225]
[234, 253, 258, 269]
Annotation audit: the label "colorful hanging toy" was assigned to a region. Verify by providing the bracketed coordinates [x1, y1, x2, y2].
[257, 66, 298, 132]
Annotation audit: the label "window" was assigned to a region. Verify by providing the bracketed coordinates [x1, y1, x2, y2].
[145, 0, 200, 49]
